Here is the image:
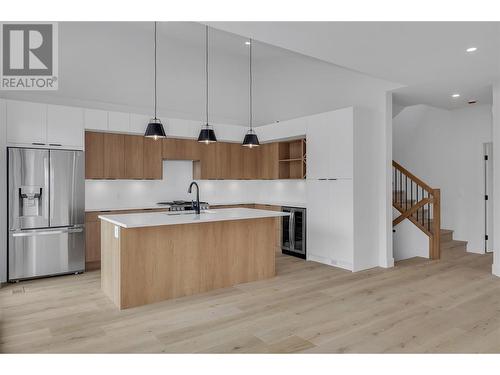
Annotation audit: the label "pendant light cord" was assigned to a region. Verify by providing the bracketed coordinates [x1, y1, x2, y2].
[154, 21, 158, 120]
[249, 38, 253, 132]
[205, 25, 209, 128]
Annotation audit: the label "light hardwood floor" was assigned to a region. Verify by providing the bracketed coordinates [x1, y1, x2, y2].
[0, 247, 498, 353]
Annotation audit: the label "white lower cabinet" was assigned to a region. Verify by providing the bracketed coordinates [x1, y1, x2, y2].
[307, 179, 354, 270]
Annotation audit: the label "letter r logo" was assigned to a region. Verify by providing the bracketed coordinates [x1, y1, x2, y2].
[2, 24, 53, 76]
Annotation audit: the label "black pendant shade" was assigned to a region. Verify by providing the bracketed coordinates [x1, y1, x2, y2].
[198, 25, 217, 144]
[242, 129, 260, 148]
[198, 125, 217, 144]
[145, 118, 166, 140]
[242, 38, 259, 148]
[144, 22, 166, 140]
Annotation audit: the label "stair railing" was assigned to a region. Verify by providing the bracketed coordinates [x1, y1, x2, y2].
[392, 161, 441, 260]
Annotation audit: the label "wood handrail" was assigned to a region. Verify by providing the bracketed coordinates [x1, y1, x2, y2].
[392, 160, 434, 193]
[392, 161, 441, 260]
[393, 197, 431, 226]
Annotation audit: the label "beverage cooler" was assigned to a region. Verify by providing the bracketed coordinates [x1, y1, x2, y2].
[281, 206, 306, 259]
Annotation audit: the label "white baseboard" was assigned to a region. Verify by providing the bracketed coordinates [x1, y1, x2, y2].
[379, 257, 395, 268]
[493, 262, 500, 277]
[307, 254, 353, 271]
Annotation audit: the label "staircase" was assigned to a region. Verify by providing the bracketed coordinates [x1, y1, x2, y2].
[392, 161, 467, 260]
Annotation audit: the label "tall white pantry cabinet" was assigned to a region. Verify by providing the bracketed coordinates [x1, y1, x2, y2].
[306, 107, 379, 272]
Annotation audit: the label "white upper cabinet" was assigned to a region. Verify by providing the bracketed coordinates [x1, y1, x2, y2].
[108, 111, 130, 132]
[47, 105, 84, 149]
[6, 100, 47, 145]
[306, 107, 353, 179]
[84, 109, 108, 131]
[130, 113, 150, 134]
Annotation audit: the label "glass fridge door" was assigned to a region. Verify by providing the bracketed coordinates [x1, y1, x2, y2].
[282, 209, 292, 251]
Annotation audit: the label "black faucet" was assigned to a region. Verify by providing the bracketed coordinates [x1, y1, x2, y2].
[188, 181, 201, 214]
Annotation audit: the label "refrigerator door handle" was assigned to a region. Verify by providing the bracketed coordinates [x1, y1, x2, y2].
[290, 211, 295, 251]
[11, 227, 84, 237]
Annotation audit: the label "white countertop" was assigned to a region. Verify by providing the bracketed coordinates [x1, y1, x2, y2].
[211, 201, 306, 208]
[86, 201, 305, 212]
[99, 208, 290, 229]
[85, 205, 170, 212]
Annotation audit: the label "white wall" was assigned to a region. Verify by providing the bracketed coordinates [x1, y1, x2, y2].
[86, 161, 307, 211]
[393, 104, 492, 253]
[392, 208, 429, 261]
[492, 82, 500, 277]
[0, 100, 6, 284]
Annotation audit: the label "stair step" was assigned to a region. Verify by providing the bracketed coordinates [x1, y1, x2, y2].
[441, 239, 467, 250]
[440, 229, 454, 242]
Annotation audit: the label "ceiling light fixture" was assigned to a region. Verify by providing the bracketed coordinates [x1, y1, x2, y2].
[198, 25, 217, 144]
[452, 94, 460, 98]
[144, 22, 167, 140]
[242, 38, 260, 148]
[466, 47, 478, 53]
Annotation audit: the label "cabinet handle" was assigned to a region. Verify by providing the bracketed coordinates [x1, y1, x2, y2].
[32, 142, 46, 146]
[328, 178, 337, 181]
[49, 143, 62, 147]
[318, 178, 327, 181]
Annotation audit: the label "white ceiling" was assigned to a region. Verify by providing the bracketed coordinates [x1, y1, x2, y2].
[0, 21, 400, 126]
[208, 22, 500, 109]
[2, 22, 493, 127]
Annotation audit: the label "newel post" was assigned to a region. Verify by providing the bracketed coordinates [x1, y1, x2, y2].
[431, 189, 441, 260]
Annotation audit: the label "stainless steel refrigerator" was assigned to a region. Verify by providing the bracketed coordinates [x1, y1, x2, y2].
[8, 147, 85, 282]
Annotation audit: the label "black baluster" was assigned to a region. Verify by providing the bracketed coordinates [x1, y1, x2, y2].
[411, 180, 413, 208]
[427, 202, 431, 231]
[416, 185, 419, 221]
[405, 175, 408, 210]
[399, 171, 402, 208]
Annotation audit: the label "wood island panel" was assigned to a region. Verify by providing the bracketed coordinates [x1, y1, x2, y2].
[101, 217, 278, 309]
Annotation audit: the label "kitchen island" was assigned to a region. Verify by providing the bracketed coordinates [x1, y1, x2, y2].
[99, 208, 289, 309]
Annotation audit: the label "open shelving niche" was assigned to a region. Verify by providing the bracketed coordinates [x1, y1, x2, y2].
[278, 138, 306, 179]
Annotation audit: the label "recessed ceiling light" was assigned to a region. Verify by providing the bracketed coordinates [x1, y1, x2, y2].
[452, 93, 460, 98]
[245, 41, 251, 45]
[466, 47, 477, 53]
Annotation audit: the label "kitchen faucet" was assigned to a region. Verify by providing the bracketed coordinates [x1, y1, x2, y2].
[188, 181, 201, 214]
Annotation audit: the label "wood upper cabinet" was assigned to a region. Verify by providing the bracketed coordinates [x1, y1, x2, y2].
[258, 143, 279, 179]
[229, 143, 244, 179]
[217, 143, 231, 179]
[197, 143, 218, 179]
[124, 135, 144, 179]
[162, 138, 201, 160]
[84, 132, 289, 181]
[85, 131, 104, 179]
[143, 137, 163, 179]
[103, 133, 125, 179]
[242, 147, 258, 179]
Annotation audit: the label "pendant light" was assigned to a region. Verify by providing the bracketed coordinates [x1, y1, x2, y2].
[198, 25, 217, 144]
[144, 21, 166, 140]
[242, 38, 259, 148]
